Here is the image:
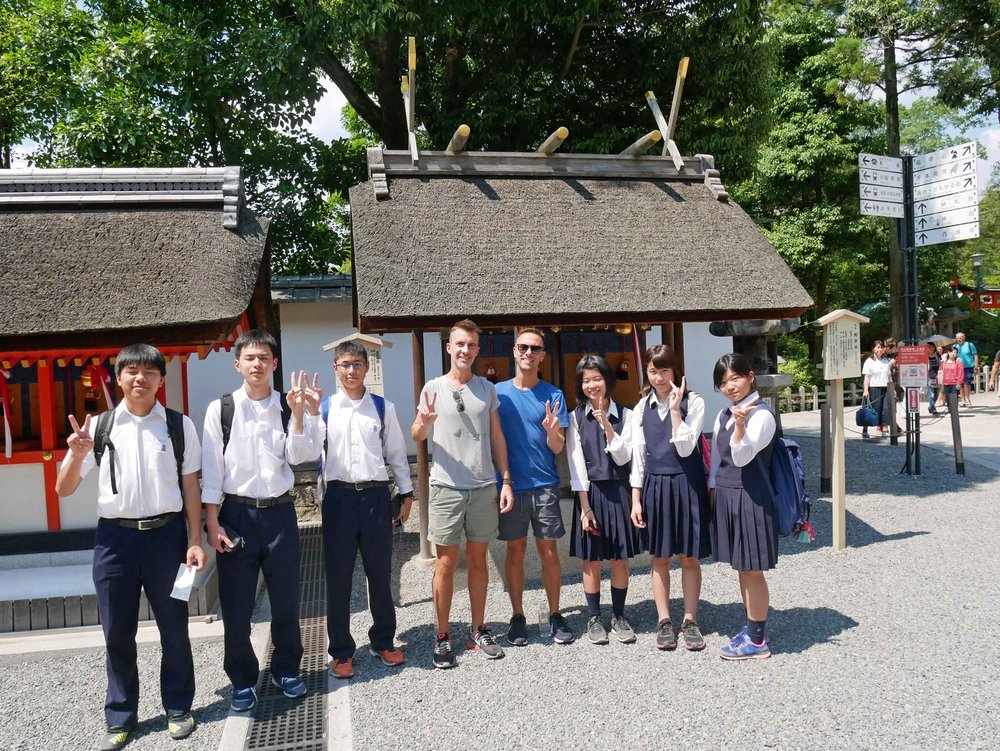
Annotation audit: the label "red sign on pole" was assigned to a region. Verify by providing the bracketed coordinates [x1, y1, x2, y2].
[897, 345, 929, 388]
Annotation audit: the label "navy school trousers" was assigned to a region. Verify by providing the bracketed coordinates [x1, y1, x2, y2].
[216, 499, 303, 688]
[321, 483, 395, 659]
[92, 514, 194, 727]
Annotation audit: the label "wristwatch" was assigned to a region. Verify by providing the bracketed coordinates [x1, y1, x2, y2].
[502, 478, 514, 487]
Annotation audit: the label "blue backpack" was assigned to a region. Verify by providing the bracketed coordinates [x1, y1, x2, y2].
[759, 436, 812, 539]
[317, 393, 386, 481]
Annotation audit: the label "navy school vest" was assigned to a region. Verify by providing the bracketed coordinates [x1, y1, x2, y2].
[714, 401, 775, 497]
[641, 395, 704, 477]
[574, 402, 630, 482]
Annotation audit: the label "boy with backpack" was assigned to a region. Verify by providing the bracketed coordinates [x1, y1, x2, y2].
[201, 330, 323, 712]
[55, 344, 206, 751]
[320, 340, 414, 679]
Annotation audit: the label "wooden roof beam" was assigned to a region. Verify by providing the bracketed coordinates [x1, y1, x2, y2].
[619, 130, 662, 156]
[537, 127, 569, 154]
[446, 124, 471, 154]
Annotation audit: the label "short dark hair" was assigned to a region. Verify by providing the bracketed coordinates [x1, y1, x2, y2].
[713, 352, 753, 390]
[575, 354, 616, 403]
[334, 340, 368, 364]
[235, 329, 278, 358]
[115, 343, 166, 377]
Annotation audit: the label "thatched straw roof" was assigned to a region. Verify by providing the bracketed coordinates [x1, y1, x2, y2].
[349, 150, 812, 332]
[0, 173, 273, 353]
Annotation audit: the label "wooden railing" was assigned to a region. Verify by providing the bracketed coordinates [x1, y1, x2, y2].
[777, 365, 994, 413]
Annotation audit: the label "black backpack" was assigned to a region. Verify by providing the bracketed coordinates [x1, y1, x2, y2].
[219, 391, 292, 453]
[93, 407, 186, 494]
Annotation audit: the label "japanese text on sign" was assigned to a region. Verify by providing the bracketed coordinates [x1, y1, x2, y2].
[823, 319, 862, 380]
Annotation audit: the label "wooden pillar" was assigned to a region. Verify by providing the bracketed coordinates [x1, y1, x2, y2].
[412, 331, 432, 559]
[673, 323, 686, 372]
[661, 323, 675, 349]
[831, 378, 846, 550]
[181, 357, 190, 415]
[37, 359, 61, 531]
[550, 329, 562, 393]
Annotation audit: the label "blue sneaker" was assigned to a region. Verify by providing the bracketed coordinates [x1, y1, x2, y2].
[230, 686, 257, 712]
[272, 675, 307, 698]
[719, 626, 771, 660]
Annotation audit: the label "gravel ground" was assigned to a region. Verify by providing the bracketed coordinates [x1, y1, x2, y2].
[3, 430, 998, 751]
[346, 434, 1000, 751]
[0, 637, 231, 751]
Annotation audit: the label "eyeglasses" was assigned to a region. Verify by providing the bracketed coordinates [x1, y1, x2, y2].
[453, 391, 466, 413]
[336, 362, 366, 371]
[515, 343, 544, 354]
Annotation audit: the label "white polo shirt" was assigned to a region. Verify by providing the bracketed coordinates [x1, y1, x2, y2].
[77, 402, 201, 519]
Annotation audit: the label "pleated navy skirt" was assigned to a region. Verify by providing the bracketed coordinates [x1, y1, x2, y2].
[570, 479, 639, 561]
[712, 484, 779, 571]
[638, 472, 711, 559]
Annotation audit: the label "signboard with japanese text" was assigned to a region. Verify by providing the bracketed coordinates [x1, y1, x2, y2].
[822, 318, 862, 380]
[897, 344, 929, 388]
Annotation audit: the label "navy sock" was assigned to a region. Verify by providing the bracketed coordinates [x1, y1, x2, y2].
[610, 586, 628, 619]
[748, 619, 766, 644]
[585, 591, 601, 619]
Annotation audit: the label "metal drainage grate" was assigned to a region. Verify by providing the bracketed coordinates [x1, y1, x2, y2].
[246, 524, 328, 751]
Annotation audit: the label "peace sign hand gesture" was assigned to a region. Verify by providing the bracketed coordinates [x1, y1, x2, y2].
[542, 400, 562, 435]
[667, 376, 686, 412]
[67, 414, 94, 458]
[731, 398, 759, 426]
[301, 372, 322, 416]
[417, 391, 438, 428]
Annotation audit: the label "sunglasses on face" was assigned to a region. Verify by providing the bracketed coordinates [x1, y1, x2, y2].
[515, 343, 544, 354]
[453, 391, 466, 412]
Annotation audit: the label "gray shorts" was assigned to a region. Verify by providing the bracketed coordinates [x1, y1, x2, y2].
[498, 486, 565, 541]
[427, 484, 499, 547]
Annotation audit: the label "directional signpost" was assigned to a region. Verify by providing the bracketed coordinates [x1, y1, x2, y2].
[911, 141, 979, 248]
[858, 140, 981, 475]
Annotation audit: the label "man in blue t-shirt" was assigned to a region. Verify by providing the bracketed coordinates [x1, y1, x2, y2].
[954, 331, 979, 407]
[496, 327, 573, 646]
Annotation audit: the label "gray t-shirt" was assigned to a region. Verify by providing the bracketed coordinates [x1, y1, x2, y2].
[420, 375, 499, 489]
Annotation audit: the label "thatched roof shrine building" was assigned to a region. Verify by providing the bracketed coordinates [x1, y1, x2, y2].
[0, 166, 275, 538]
[349, 148, 812, 332]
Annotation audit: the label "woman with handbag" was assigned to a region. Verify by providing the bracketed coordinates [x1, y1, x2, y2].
[861, 341, 891, 439]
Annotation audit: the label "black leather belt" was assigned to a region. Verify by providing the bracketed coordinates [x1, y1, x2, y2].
[225, 493, 295, 509]
[105, 511, 181, 531]
[329, 480, 390, 492]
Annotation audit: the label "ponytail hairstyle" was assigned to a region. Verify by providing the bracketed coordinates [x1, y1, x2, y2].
[640, 344, 687, 398]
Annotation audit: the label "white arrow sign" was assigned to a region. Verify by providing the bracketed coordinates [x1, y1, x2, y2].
[913, 173, 978, 200]
[860, 168, 904, 187]
[913, 141, 977, 171]
[859, 153, 902, 173]
[914, 222, 980, 248]
[860, 200, 905, 218]
[913, 205, 979, 231]
[860, 185, 904, 202]
[913, 189, 978, 216]
[913, 158, 977, 187]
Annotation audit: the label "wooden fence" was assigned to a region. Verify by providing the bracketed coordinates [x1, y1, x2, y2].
[777, 365, 994, 413]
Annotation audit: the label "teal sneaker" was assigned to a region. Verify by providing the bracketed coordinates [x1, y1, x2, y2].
[719, 626, 771, 660]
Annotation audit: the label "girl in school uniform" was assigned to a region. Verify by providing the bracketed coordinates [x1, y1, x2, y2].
[630, 344, 711, 652]
[709, 352, 778, 660]
[567, 354, 638, 645]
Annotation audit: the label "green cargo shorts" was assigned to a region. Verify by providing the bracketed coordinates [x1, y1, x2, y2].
[427, 484, 499, 546]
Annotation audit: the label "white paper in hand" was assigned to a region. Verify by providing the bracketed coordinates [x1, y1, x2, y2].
[170, 563, 197, 602]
